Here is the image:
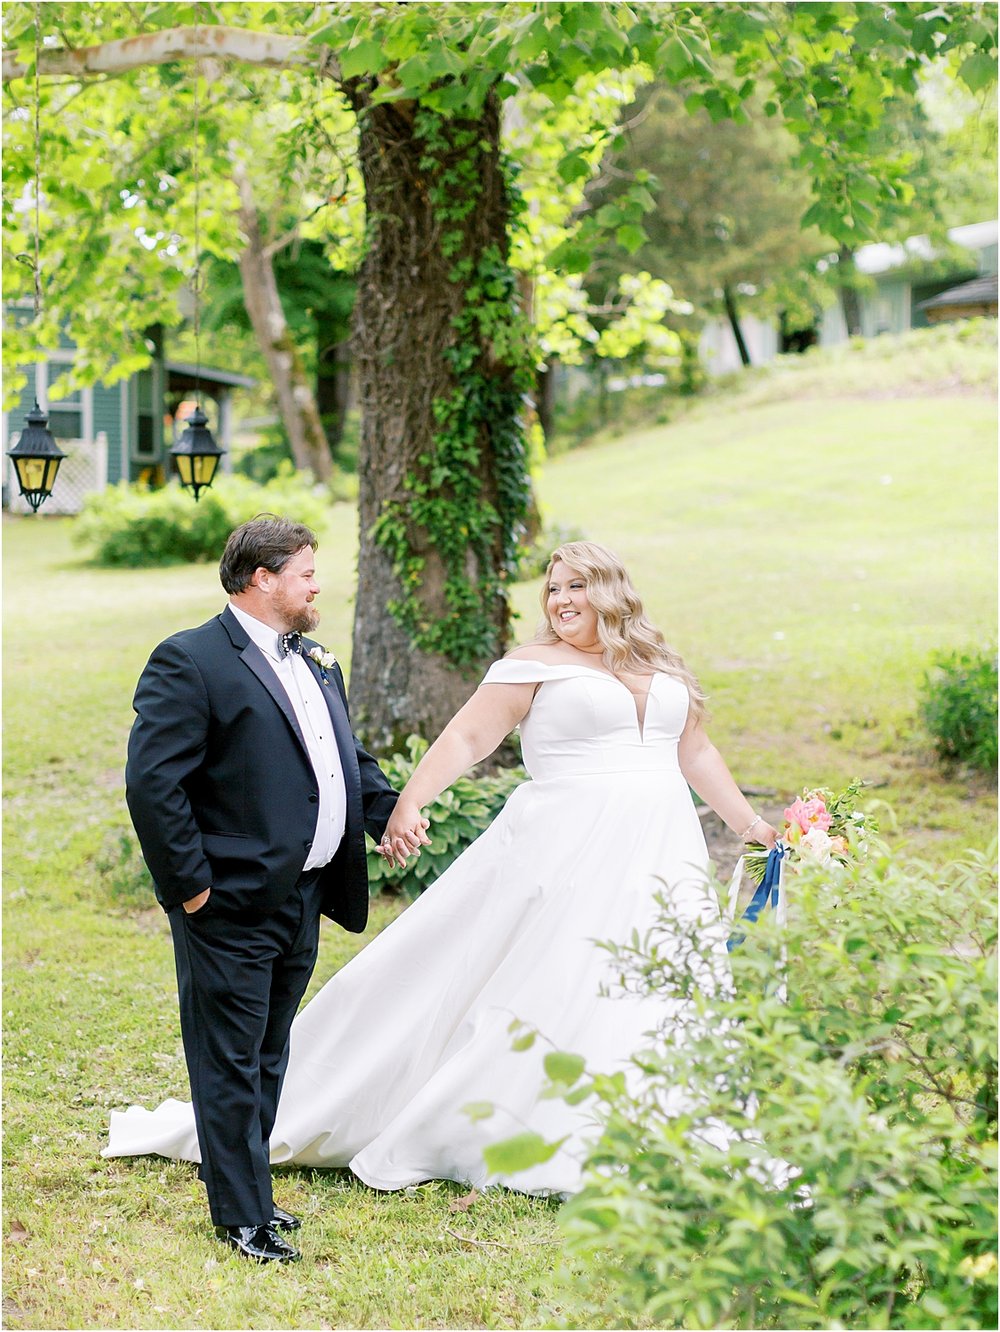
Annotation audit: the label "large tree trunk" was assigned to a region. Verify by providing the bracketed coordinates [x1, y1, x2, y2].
[346, 87, 525, 749]
[838, 244, 863, 337]
[234, 163, 332, 483]
[721, 283, 752, 367]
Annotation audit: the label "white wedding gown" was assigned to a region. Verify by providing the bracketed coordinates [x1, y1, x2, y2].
[104, 660, 728, 1195]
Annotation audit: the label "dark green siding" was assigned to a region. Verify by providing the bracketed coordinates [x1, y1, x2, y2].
[92, 383, 125, 484]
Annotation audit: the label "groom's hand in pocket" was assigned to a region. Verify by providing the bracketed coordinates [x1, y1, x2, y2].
[182, 887, 212, 914]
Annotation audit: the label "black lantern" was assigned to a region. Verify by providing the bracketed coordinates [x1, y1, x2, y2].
[170, 405, 223, 502]
[6, 400, 66, 512]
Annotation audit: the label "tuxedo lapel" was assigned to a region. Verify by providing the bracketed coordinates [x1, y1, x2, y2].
[240, 645, 310, 754]
[220, 607, 310, 756]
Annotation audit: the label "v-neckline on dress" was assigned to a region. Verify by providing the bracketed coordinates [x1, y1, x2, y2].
[592, 669, 656, 742]
[537, 660, 658, 743]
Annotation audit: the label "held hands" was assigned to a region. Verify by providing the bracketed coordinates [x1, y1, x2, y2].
[375, 800, 431, 870]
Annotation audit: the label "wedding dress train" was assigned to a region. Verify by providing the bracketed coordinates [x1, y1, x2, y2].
[104, 660, 728, 1195]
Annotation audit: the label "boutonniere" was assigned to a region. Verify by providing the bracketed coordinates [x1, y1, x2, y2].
[307, 646, 337, 682]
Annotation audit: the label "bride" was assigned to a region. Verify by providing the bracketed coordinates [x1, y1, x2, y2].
[105, 541, 777, 1196]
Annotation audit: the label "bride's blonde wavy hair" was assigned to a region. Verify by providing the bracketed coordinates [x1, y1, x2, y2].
[533, 541, 706, 722]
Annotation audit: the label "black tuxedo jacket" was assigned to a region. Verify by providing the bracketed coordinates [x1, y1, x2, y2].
[125, 606, 397, 931]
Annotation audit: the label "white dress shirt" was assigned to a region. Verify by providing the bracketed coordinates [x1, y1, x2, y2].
[230, 605, 347, 871]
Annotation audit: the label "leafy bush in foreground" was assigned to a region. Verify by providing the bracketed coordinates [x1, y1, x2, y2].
[366, 736, 526, 899]
[74, 464, 331, 567]
[920, 648, 998, 773]
[495, 847, 998, 1329]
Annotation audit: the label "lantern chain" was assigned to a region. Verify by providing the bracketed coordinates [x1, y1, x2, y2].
[32, 0, 41, 319]
[15, 0, 44, 319]
[192, 2, 203, 408]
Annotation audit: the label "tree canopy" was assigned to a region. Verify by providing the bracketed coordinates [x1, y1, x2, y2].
[4, 2, 996, 395]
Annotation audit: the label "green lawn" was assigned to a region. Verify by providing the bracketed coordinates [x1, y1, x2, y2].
[3, 330, 996, 1329]
[529, 393, 997, 863]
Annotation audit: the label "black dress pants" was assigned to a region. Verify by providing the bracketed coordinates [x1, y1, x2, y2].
[168, 870, 324, 1227]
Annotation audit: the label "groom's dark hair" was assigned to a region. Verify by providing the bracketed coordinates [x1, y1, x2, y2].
[219, 514, 318, 594]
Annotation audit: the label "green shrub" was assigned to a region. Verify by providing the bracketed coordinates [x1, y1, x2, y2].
[233, 432, 295, 485]
[73, 464, 331, 567]
[234, 418, 360, 499]
[367, 736, 526, 899]
[920, 648, 998, 772]
[492, 847, 998, 1329]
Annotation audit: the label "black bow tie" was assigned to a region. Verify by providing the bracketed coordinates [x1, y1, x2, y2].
[278, 632, 302, 658]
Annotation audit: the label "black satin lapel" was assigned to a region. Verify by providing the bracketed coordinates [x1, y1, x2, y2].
[310, 659, 362, 801]
[240, 645, 309, 754]
[220, 604, 250, 649]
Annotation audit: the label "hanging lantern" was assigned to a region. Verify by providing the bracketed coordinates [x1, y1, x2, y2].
[6, 400, 66, 512]
[8, 9, 65, 515]
[169, 25, 224, 504]
[170, 405, 223, 502]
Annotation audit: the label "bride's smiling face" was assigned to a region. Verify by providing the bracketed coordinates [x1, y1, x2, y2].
[547, 561, 600, 649]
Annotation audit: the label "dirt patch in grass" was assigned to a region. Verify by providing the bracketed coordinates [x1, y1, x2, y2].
[700, 806, 746, 877]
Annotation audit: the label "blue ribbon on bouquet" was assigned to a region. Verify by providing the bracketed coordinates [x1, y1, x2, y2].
[727, 841, 788, 953]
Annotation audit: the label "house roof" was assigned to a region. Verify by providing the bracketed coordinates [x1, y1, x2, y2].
[948, 220, 1000, 252]
[165, 360, 256, 390]
[916, 273, 999, 311]
[854, 219, 999, 276]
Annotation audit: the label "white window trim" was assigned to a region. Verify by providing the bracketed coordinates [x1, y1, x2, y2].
[35, 353, 93, 443]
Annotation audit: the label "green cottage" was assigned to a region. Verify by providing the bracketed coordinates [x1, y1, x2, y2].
[3, 308, 253, 514]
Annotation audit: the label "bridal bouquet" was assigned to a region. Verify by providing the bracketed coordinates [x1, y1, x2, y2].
[743, 779, 878, 887]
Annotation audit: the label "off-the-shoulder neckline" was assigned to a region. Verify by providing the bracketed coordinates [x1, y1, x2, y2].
[496, 657, 664, 682]
[490, 658, 675, 742]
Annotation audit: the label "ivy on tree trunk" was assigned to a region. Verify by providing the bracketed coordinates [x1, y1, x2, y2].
[345, 84, 532, 749]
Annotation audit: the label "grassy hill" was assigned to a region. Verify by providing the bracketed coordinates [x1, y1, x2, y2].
[2, 320, 995, 1330]
[521, 320, 997, 862]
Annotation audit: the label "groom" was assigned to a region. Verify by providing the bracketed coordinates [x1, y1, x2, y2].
[126, 515, 403, 1263]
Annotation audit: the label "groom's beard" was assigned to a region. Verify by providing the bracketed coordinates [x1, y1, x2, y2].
[274, 589, 320, 635]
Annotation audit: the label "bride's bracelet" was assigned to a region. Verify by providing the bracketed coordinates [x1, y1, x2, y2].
[739, 813, 763, 841]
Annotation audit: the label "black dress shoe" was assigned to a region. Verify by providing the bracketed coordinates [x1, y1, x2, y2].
[216, 1223, 301, 1263]
[271, 1206, 302, 1232]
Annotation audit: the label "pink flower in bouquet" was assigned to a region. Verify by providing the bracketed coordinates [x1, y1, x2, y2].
[743, 779, 876, 889]
[784, 796, 833, 835]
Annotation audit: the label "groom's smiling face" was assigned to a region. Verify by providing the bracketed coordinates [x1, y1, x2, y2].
[269, 545, 321, 634]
